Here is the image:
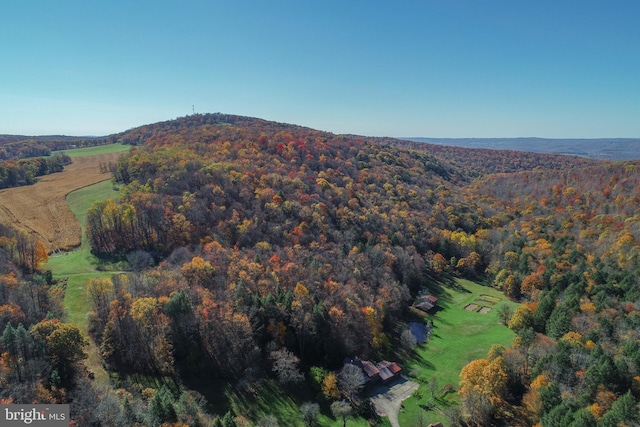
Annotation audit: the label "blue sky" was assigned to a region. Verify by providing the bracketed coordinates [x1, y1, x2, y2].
[1, 1, 639, 138]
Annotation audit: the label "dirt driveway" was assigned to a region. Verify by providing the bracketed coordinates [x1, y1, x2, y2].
[368, 376, 419, 427]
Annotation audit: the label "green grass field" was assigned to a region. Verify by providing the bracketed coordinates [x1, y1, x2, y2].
[397, 278, 518, 426]
[44, 180, 122, 383]
[56, 142, 130, 157]
[45, 179, 122, 323]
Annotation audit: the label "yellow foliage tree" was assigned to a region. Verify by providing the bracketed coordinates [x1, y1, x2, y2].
[560, 331, 583, 348]
[291, 283, 313, 357]
[478, 357, 508, 399]
[530, 374, 550, 390]
[459, 359, 490, 395]
[459, 356, 509, 424]
[87, 277, 114, 319]
[130, 297, 159, 329]
[322, 372, 341, 400]
[180, 256, 213, 287]
[508, 305, 534, 331]
[432, 253, 448, 274]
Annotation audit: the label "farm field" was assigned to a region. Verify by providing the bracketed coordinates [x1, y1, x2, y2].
[0, 144, 129, 252]
[398, 279, 518, 426]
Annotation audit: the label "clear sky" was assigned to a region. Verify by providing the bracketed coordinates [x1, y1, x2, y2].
[1, 1, 639, 138]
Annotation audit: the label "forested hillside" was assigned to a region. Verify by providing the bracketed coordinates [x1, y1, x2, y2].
[455, 162, 640, 425]
[405, 137, 640, 161]
[1, 114, 638, 426]
[87, 114, 478, 373]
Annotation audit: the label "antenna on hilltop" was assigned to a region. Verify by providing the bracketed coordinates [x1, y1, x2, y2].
[192, 105, 195, 115]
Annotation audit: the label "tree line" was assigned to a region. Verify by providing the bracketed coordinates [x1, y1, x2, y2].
[0, 154, 71, 189]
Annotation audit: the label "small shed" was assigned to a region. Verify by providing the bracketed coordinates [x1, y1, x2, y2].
[414, 294, 438, 313]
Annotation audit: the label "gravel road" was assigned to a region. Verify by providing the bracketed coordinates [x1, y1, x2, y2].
[368, 376, 419, 427]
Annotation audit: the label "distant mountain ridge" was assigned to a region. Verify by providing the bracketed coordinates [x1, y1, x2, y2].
[404, 137, 640, 160]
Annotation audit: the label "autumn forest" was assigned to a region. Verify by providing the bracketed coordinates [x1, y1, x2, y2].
[1, 114, 639, 426]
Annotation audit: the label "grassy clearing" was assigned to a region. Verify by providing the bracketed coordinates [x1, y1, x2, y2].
[397, 279, 518, 427]
[56, 142, 130, 157]
[66, 179, 121, 239]
[43, 179, 122, 384]
[46, 180, 121, 274]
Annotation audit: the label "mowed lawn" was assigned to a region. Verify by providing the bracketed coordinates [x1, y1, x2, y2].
[397, 279, 519, 427]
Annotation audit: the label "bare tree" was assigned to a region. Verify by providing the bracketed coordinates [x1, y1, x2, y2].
[444, 405, 464, 427]
[330, 400, 352, 427]
[429, 376, 439, 399]
[299, 402, 320, 426]
[270, 348, 303, 385]
[460, 388, 493, 427]
[400, 328, 417, 351]
[338, 363, 365, 403]
[414, 411, 429, 427]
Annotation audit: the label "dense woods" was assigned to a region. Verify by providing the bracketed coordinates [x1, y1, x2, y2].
[0, 223, 78, 399]
[1, 114, 639, 425]
[87, 115, 473, 375]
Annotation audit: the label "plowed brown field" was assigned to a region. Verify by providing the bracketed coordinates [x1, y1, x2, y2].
[0, 152, 122, 252]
